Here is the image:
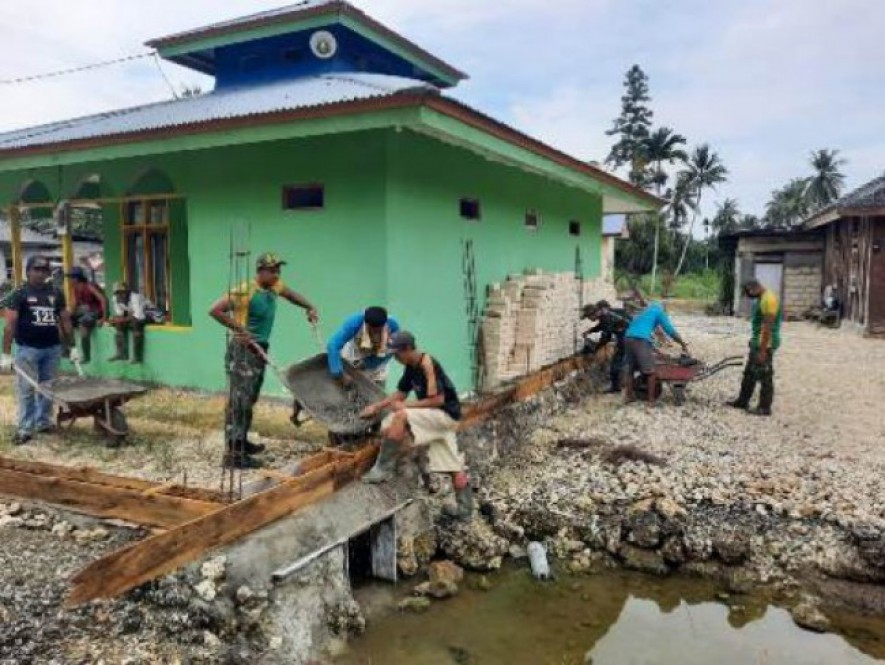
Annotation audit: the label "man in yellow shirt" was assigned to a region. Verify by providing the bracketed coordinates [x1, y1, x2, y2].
[727, 279, 782, 416]
[209, 252, 318, 468]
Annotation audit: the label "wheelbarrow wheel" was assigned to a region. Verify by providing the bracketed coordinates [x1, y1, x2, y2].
[671, 384, 687, 406]
[95, 407, 128, 447]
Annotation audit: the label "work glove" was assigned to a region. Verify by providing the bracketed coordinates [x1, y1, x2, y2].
[69, 348, 83, 364]
[0, 354, 12, 372]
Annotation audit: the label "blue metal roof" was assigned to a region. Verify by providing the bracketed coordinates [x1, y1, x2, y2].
[0, 73, 436, 151]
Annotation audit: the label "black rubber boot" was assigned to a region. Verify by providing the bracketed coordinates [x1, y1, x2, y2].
[728, 368, 756, 409]
[443, 477, 474, 521]
[131, 333, 145, 364]
[81, 332, 91, 364]
[362, 440, 400, 484]
[109, 331, 128, 362]
[243, 440, 266, 455]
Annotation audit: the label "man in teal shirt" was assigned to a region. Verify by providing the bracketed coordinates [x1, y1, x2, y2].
[624, 301, 688, 405]
[209, 252, 319, 468]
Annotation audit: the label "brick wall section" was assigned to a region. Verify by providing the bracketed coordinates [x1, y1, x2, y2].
[783, 264, 822, 319]
[480, 270, 615, 389]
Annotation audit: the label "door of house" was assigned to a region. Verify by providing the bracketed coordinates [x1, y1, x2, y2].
[868, 220, 885, 334]
[754, 262, 784, 301]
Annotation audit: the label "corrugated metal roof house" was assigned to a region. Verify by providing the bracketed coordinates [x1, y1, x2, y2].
[0, 2, 662, 392]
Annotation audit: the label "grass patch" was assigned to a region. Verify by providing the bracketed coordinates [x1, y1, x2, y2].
[616, 270, 721, 302]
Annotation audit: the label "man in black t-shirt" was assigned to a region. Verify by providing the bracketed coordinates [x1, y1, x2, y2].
[359, 331, 473, 520]
[1, 256, 75, 445]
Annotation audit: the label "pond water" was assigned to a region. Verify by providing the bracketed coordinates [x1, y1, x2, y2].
[337, 567, 885, 665]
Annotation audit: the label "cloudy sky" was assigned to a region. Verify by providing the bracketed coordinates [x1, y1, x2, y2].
[1, 0, 883, 218]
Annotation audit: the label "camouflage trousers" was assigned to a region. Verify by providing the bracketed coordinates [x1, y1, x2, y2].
[736, 350, 775, 410]
[224, 341, 266, 451]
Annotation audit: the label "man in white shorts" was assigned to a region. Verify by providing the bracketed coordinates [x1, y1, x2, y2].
[359, 331, 472, 520]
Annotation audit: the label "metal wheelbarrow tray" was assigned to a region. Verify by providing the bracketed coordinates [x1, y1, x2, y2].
[285, 353, 386, 436]
[41, 376, 148, 444]
[636, 353, 744, 405]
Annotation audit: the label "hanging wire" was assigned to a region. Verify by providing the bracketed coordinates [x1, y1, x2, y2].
[152, 53, 180, 99]
[0, 52, 155, 86]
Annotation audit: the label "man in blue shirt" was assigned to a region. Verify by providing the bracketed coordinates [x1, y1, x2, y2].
[327, 306, 400, 387]
[624, 301, 688, 404]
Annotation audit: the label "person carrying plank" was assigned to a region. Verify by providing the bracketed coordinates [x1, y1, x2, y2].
[359, 331, 473, 521]
[209, 252, 319, 469]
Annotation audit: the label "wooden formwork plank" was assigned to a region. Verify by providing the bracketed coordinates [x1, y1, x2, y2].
[0, 467, 222, 528]
[0, 457, 228, 504]
[66, 444, 379, 606]
[460, 355, 591, 429]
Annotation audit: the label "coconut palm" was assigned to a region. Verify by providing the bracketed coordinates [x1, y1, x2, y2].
[641, 127, 688, 291]
[805, 149, 846, 210]
[766, 178, 810, 228]
[711, 198, 740, 236]
[673, 145, 728, 277]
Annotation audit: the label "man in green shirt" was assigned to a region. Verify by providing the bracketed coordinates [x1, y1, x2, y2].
[727, 279, 782, 416]
[209, 252, 319, 468]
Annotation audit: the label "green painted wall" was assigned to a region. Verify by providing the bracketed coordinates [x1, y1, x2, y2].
[384, 130, 602, 393]
[1, 131, 391, 394]
[0, 126, 602, 396]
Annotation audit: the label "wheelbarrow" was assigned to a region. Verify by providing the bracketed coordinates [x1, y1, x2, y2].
[284, 353, 387, 438]
[634, 353, 744, 405]
[14, 363, 147, 445]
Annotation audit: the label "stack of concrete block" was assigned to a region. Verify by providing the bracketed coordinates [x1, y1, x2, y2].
[480, 269, 613, 389]
[783, 264, 822, 319]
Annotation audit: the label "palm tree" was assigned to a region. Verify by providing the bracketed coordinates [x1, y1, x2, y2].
[711, 198, 740, 236]
[673, 145, 728, 277]
[641, 127, 688, 291]
[805, 149, 846, 210]
[766, 178, 810, 228]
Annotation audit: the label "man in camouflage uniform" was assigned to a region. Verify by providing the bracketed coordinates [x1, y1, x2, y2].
[727, 278, 782, 416]
[582, 299, 631, 392]
[209, 252, 319, 468]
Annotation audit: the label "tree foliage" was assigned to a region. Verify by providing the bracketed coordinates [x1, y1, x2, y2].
[605, 65, 653, 186]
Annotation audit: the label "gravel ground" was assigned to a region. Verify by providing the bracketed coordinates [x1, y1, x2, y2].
[487, 316, 885, 532]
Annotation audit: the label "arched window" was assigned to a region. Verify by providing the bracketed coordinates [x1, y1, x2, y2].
[122, 169, 186, 323]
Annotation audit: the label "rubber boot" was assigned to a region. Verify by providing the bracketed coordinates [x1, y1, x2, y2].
[81, 332, 91, 364]
[109, 331, 128, 362]
[131, 333, 145, 364]
[727, 368, 756, 409]
[443, 472, 474, 521]
[362, 440, 400, 484]
[755, 374, 774, 416]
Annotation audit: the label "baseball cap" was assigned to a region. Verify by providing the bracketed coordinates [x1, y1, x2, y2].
[66, 267, 86, 280]
[26, 256, 51, 271]
[112, 281, 129, 293]
[256, 252, 287, 270]
[387, 330, 416, 352]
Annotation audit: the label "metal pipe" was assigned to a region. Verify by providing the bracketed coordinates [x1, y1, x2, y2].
[270, 499, 412, 583]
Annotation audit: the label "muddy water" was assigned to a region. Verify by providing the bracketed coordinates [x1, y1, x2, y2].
[338, 568, 885, 665]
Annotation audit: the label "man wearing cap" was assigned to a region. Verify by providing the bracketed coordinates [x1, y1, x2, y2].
[1, 256, 76, 445]
[209, 252, 319, 469]
[108, 282, 148, 364]
[359, 331, 473, 521]
[582, 299, 630, 393]
[68, 267, 107, 364]
[326, 306, 400, 387]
